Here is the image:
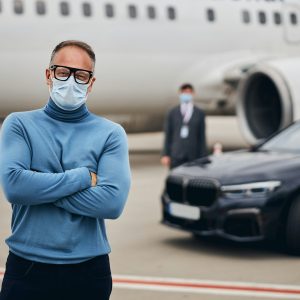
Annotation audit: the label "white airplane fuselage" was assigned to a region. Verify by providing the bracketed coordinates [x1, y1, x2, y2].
[1, 0, 300, 135]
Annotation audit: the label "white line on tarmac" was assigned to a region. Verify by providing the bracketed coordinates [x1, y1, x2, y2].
[112, 275, 300, 299]
[1, 270, 300, 299]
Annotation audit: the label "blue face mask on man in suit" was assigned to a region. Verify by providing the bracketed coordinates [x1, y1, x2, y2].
[179, 93, 193, 104]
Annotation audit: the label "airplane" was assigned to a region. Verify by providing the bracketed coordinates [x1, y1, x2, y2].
[0, 0, 300, 144]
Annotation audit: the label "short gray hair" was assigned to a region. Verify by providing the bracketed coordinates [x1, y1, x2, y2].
[50, 40, 96, 68]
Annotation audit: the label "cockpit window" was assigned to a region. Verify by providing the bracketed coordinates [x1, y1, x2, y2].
[14, 0, 24, 15]
[36, 1, 46, 15]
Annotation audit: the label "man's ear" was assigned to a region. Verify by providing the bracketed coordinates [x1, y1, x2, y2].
[45, 69, 51, 87]
[87, 77, 96, 94]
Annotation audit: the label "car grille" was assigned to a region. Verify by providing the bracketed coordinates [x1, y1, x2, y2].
[166, 176, 219, 207]
[166, 176, 184, 202]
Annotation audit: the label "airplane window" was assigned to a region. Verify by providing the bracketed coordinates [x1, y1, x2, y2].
[242, 10, 251, 24]
[207, 8, 215, 22]
[273, 12, 281, 25]
[14, 0, 24, 14]
[290, 13, 298, 25]
[36, 1, 46, 15]
[167, 7, 176, 20]
[105, 3, 114, 18]
[258, 11, 267, 24]
[60, 2, 69, 16]
[128, 5, 137, 18]
[147, 5, 156, 19]
[0, 1, 2, 13]
[82, 2, 92, 17]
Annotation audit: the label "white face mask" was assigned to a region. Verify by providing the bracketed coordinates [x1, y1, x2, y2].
[50, 76, 89, 111]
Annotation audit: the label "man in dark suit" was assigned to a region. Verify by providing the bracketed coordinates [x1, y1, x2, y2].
[161, 83, 207, 169]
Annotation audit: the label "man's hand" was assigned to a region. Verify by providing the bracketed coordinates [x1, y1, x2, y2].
[160, 156, 171, 167]
[90, 172, 97, 187]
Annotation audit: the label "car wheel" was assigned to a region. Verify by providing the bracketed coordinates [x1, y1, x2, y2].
[286, 196, 300, 255]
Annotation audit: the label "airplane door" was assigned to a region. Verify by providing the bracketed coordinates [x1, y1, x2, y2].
[284, 0, 300, 43]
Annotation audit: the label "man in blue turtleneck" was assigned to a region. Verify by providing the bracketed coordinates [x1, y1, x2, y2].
[0, 40, 131, 300]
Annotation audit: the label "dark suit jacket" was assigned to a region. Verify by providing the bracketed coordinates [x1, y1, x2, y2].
[162, 105, 207, 168]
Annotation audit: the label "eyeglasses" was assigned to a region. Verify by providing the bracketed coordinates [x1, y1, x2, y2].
[49, 65, 93, 85]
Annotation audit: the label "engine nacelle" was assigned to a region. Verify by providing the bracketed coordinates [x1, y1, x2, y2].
[236, 57, 300, 144]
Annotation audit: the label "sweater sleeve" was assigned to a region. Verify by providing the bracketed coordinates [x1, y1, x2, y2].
[54, 125, 131, 219]
[0, 114, 91, 205]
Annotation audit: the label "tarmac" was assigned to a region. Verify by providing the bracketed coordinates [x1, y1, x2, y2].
[1, 117, 300, 300]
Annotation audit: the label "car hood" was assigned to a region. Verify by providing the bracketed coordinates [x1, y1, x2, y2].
[172, 150, 300, 185]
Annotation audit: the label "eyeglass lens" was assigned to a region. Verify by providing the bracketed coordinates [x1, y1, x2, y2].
[54, 66, 91, 84]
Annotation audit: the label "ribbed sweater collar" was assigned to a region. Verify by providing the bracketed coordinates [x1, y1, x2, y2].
[44, 98, 90, 123]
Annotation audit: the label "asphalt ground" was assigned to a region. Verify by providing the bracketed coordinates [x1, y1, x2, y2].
[1, 117, 300, 299]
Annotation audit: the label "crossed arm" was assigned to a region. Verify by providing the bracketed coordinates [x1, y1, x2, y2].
[0, 114, 92, 205]
[0, 114, 131, 219]
[54, 126, 131, 219]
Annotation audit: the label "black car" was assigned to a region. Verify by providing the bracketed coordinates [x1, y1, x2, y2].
[161, 121, 300, 254]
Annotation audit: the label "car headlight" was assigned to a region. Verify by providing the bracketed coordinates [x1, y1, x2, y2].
[221, 181, 281, 199]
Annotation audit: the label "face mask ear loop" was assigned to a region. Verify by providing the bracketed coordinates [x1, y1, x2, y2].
[85, 77, 94, 97]
[48, 74, 53, 94]
[48, 69, 55, 90]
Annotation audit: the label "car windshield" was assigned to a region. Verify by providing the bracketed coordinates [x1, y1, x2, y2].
[260, 122, 300, 154]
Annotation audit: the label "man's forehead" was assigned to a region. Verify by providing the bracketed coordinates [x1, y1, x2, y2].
[52, 46, 93, 70]
[181, 88, 194, 93]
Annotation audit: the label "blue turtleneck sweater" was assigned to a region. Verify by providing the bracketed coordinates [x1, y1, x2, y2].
[0, 99, 131, 264]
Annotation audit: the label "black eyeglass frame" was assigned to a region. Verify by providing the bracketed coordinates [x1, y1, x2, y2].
[49, 65, 94, 85]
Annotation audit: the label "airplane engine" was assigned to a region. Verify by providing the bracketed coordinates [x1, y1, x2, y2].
[236, 58, 300, 144]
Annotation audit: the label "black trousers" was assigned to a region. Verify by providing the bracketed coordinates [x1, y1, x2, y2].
[170, 157, 189, 169]
[0, 252, 112, 300]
